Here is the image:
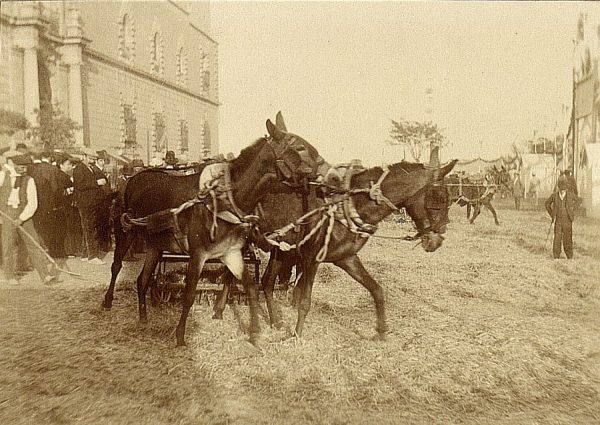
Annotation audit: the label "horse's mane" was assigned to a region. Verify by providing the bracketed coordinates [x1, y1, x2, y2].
[357, 161, 426, 181]
[230, 137, 268, 178]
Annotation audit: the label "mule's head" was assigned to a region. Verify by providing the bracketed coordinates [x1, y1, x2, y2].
[265, 112, 328, 186]
[400, 160, 457, 252]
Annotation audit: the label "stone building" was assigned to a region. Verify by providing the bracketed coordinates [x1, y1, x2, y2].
[571, 13, 600, 217]
[0, 1, 219, 163]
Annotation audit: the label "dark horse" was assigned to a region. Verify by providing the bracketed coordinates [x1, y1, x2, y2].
[213, 159, 458, 340]
[446, 173, 500, 225]
[489, 165, 512, 199]
[102, 116, 322, 346]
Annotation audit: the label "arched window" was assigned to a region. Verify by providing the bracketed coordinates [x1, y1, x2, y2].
[150, 31, 163, 76]
[203, 120, 211, 153]
[176, 47, 187, 86]
[119, 14, 135, 63]
[202, 51, 210, 93]
[178, 118, 189, 152]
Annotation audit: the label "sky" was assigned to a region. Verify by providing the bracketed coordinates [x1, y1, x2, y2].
[211, 1, 600, 166]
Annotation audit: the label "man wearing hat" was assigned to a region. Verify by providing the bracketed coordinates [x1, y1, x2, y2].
[545, 177, 577, 259]
[29, 150, 61, 256]
[55, 153, 82, 260]
[512, 171, 525, 211]
[162, 150, 178, 169]
[73, 149, 108, 265]
[0, 152, 60, 285]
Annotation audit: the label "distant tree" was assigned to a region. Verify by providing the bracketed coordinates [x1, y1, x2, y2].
[0, 109, 30, 136]
[30, 107, 81, 151]
[388, 119, 446, 162]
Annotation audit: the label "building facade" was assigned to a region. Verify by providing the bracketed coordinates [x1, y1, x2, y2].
[1, 0, 219, 164]
[572, 13, 600, 217]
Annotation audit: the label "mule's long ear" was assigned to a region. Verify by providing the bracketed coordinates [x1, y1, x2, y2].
[438, 159, 459, 179]
[275, 111, 288, 132]
[266, 119, 285, 141]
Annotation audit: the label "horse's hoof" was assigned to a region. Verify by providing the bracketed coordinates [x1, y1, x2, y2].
[176, 340, 187, 348]
[212, 311, 223, 320]
[249, 333, 260, 347]
[271, 320, 284, 330]
[372, 333, 386, 342]
[101, 302, 112, 311]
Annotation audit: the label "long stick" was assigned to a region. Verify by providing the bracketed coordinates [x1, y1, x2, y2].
[543, 219, 553, 251]
[0, 210, 82, 277]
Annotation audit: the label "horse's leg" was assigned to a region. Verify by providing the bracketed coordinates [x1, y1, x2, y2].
[262, 250, 285, 329]
[277, 251, 296, 290]
[294, 258, 319, 338]
[221, 250, 260, 344]
[466, 204, 472, 220]
[334, 255, 387, 340]
[470, 203, 481, 224]
[212, 270, 233, 319]
[103, 229, 135, 309]
[176, 248, 205, 347]
[136, 247, 161, 324]
[484, 200, 500, 225]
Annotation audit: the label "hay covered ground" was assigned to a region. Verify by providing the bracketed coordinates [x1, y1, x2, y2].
[1, 201, 599, 424]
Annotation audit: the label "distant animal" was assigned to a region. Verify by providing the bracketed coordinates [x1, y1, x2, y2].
[489, 165, 512, 198]
[101, 114, 323, 346]
[446, 173, 500, 225]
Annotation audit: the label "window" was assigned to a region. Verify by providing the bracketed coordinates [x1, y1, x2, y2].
[203, 121, 211, 152]
[119, 14, 135, 63]
[150, 32, 163, 76]
[176, 47, 188, 86]
[152, 112, 166, 152]
[179, 119, 189, 152]
[202, 52, 210, 92]
[122, 104, 137, 146]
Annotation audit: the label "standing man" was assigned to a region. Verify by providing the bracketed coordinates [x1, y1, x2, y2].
[73, 150, 107, 265]
[512, 172, 525, 211]
[0, 153, 60, 285]
[529, 172, 541, 210]
[93, 151, 113, 253]
[545, 178, 577, 259]
[30, 150, 60, 255]
[562, 170, 578, 197]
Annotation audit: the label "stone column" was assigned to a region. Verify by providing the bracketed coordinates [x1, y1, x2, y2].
[13, 26, 40, 128]
[12, 3, 42, 129]
[62, 4, 85, 146]
[22, 46, 40, 128]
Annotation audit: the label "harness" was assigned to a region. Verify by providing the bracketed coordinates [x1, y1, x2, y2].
[120, 136, 320, 254]
[264, 166, 404, 262]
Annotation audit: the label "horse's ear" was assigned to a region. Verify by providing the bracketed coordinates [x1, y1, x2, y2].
[275, 111, 288, 132]
[439, 159, 458, 179]
[266, 119, 284, 141]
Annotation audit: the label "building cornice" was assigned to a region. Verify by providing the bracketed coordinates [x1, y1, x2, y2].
[167, 0, 189, 16]
[84, 47, 220, 107]
[189, 22, 218, 46]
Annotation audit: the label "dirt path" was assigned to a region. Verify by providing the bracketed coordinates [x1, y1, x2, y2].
[1, 206, 600, 424]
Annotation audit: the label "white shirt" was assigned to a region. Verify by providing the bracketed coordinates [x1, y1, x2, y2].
[0, 168, 38, 222]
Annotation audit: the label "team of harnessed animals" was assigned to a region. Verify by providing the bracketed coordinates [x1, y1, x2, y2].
[102, 112, 467, 346]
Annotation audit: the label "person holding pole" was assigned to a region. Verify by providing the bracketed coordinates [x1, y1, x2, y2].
[545, 177, 577, 259]
[0, 152, 60, 285]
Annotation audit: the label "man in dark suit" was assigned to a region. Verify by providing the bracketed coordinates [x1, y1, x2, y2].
[29, 150, 61, 256]
[545, 178, 577, 259]
[73, 150, 108, 265]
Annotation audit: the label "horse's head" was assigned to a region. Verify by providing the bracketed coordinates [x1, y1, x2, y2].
[266, 112, 329, 186]
[489, 165, 511, 192]
[396, 160, 458, 252]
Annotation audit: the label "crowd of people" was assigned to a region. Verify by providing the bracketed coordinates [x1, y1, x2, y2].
[0, 144, 221, 286]
[0, 143, 168, 285]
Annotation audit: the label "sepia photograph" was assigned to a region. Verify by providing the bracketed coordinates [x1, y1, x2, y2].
[1, 0, 599, 423]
